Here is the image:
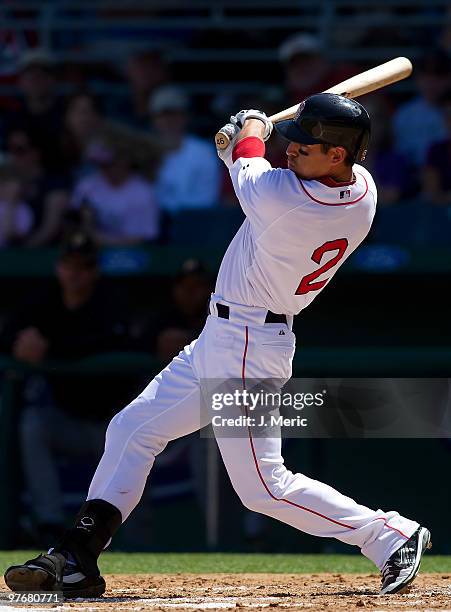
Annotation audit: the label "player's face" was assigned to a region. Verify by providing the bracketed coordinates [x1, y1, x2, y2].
[286, 142, 346, 180]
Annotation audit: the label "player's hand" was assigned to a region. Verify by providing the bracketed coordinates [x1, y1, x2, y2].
[215, 122, 240, 166]
[230, 109, 273, 141]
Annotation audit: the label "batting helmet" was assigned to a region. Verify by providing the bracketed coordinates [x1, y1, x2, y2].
[274, 93, 371, 162]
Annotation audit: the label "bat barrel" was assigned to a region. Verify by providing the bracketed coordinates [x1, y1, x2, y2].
[215, 57, 413, 151]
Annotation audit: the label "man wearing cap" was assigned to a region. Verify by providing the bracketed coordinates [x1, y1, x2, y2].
[4, 95, 430, 597]
[0, 233, 132, 546]
[279, 33, 356, 104]
[392, 50, 450, 167]
[150, 259, 213, 361]
[149, 85, 221, 213]
[5, 49, 65, 172]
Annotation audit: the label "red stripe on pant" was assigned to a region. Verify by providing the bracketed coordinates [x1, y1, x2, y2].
[241, 325, 409, 539]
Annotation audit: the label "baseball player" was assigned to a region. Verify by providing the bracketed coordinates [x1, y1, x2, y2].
[5, 94, 430, 598]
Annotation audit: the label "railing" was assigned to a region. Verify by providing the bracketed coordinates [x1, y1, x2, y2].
[0, 244, 450, 278]
[1, 1, 449, 71]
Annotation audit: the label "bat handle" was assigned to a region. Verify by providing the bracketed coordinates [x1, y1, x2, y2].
[215, 130, 231, 150]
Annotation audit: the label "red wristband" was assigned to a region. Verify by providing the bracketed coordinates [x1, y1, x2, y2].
[232, 137, 265, 163]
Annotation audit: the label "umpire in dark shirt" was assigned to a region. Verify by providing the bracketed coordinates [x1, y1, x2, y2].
[2, 233, 132, 544]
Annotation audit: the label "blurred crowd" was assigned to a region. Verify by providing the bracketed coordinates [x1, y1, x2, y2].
[0, 47, 222, 248]
[0, 35, 450, 250]
[0, 231, 214, 546]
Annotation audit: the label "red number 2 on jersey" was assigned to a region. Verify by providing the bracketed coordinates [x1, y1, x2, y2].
[295, 238, 349, 295]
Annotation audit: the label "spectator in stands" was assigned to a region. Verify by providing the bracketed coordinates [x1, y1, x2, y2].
[60, 92, 104, 181]
[0, 165, 34, 247]
[278, 32, 355, 104]
[148, 259, 212, 361]
[7, 49, 65, 173]
[72, 134, 160, 245]
[61, 93, 162, 183]
[350, 6, 411, 48]
[392, 50, 449, 168]
[363, 94, 412, 206]
[5, 127, 70, 246]
[422, 90, 451, 206]
[149, 86, 220, 213]
[0, 233, 133, 545]
[112, 50, 171, 130]
[371, 136, 412, 207]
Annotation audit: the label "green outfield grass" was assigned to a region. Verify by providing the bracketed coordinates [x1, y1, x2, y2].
[0, 552, 450, 574]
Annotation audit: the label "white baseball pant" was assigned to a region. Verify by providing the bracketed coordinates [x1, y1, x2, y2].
[87, 295, 418, 569]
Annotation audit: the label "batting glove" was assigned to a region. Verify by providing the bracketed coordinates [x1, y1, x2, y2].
[230, 109, 273, 141]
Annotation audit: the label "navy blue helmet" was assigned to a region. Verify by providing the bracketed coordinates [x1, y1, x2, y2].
[275, 93, 371, 162]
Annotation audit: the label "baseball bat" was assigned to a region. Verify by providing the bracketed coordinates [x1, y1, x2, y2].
[215, 56, 412, 150]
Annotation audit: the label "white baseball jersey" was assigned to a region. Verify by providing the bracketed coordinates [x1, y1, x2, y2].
[216, 157, 377, 314]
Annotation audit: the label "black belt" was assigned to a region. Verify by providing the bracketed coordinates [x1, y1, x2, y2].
[215, 303, 288, 325]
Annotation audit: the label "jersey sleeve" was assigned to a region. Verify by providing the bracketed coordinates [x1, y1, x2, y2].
[229, 148, 296, 232]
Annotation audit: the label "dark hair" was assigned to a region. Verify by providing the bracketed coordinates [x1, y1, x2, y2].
[175, 259, 210, 284]
[320, 142, 353, 167]
[59, 232, 98, 267]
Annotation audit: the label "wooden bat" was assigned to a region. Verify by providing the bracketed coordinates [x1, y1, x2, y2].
[215, 56, 412, 150]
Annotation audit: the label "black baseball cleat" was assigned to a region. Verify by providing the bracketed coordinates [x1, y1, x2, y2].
[4, 551, 106, 599]
[380, 526, 432, 594]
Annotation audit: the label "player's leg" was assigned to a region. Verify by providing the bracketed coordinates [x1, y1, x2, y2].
[85, 344, 205, 520]
[4, 340, 207, 597]
[215, 430, 419, 567]
[201, 317, 421, 572]
[215, 428, 430, 593]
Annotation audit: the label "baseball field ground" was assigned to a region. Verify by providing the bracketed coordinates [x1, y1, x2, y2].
[1, 552, 450, 611]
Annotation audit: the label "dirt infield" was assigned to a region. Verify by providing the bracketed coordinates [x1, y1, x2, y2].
[2, 573, 451, 611]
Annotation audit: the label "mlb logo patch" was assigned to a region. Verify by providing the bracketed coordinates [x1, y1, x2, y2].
[295, 100, 306, 120]
[340, 189, 351, 199]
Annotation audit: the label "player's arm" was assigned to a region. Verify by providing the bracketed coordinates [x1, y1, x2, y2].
[234, 117, 266, 148]
[215, 109, 272, 169]
[216, 110, 290, 227]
